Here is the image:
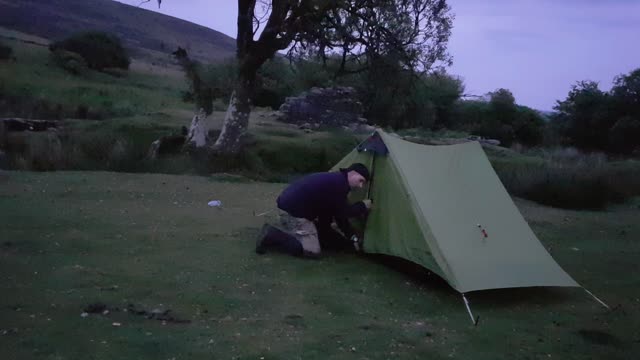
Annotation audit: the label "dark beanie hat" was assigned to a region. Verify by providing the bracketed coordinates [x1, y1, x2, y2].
[343, 163, 370, 181]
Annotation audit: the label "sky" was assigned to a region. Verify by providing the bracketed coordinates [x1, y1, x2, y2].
[115, 0, 640, 111]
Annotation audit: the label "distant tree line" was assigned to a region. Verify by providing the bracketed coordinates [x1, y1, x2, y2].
[550, 68, 640, 155]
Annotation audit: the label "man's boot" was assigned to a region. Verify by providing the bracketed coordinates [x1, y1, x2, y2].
[255, 224, 303, 256]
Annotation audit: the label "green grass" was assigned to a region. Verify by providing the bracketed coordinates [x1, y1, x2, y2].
[489, 148, 640, 210]
[1, 171, 638, 359]
[0, 30, 190, 120]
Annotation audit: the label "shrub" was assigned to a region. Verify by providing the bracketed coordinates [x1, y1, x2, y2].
[0, 42, 12, 60]
[50, 49, 88, 75]
[609, 116, 640, 154]
[49, 31, 130, 71]
[492, 148, 640, 209]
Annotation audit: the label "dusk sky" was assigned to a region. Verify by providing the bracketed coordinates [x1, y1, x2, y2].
[116, 0, 639, 111]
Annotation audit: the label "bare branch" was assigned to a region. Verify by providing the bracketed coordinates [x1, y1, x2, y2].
[137, 0, 161, 8]
[253, 0, 272, 36]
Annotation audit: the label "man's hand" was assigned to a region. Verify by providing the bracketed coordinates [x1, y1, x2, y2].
[362, 199, 373, 210]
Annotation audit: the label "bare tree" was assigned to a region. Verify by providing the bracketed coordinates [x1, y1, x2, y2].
[158, 0, 453, 154]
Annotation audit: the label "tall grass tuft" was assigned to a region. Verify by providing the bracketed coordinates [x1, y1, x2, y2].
[492, 147, 640, 209]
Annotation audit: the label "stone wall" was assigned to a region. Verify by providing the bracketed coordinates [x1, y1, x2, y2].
[277, 87, 366, 127]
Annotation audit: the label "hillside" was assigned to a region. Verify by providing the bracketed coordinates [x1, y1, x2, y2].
[0, 0, 235, 64]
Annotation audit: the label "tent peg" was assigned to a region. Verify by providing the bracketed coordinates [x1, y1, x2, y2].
[584, 288, 610, 309]
[462, 293, 479, 326]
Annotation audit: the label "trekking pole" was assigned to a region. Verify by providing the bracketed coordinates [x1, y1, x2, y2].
[366, 153, 375, 200]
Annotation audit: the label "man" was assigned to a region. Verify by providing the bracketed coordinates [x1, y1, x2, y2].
[255, 163, 372, 258]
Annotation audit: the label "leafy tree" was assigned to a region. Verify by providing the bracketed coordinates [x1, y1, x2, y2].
[489, 88, 517, 123]
[611, 68, 640, 118]
[451, 89, 543, 147]
[421, 71, 464, 129]
[49, 31, 130, 71]
[252, 58, 297, 109]
[470, 88, 518, 146]
[512, 107, 544, 146]
[609, 115, 640, 154]
[159, 0, 453, 154]
[608, 68, 640, 153]
[553, 81, 613, 151]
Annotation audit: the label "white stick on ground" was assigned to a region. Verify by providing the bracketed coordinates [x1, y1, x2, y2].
[462, 294, 477, 325]
[584, 288, 610, 309]
[255, 209, 275, 217]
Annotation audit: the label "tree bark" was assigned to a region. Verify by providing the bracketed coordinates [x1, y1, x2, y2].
[213, 76, 253, 154]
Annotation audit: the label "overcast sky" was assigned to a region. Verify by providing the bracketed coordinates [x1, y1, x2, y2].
[116, 0, 640, 111]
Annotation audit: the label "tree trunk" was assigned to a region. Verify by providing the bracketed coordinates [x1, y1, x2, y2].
[213, 76, 253, 154]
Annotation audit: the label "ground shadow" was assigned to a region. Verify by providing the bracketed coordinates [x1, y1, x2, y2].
[359, 253, 579, 309]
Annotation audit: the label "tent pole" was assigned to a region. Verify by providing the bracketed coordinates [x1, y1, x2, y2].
[462, 294, 478, 326]
[584, 288, 610, 309]
[366, 152, 375, 200]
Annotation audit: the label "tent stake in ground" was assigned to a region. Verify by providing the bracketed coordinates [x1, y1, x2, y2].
[584, 288, 610, 309]
[462, 294, 479, 326]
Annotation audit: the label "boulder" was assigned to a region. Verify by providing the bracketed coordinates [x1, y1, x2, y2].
[277, 87, 366, 128]
[1, 118, 59, 132]
[184, 109, 210, 148]
[147, 134, 186, 160]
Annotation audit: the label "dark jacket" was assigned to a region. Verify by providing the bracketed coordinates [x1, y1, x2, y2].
[277, 170, 367, 236]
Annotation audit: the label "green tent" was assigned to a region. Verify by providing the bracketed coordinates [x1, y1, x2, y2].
[333, 130, 580, 295]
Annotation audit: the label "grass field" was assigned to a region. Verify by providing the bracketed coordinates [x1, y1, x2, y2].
[1, 171, 638, 359]
[0, 26, 189, 120]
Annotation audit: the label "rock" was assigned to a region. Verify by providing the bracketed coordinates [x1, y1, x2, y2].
[482, 139, 501, 146]
[147, 140, 161, 160]
[84, 303, 107, 314]
[347, 123, 376, 134]
[277, 87, 366, 128]
[184, 108, 210, 148]
[1, 118, 59, 132]
[360, 124, 376, 133]
[147, 134, 186, 160]
[467, 135, 501, 146]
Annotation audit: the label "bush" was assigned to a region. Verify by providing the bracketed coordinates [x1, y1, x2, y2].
[49, 31, 130, 71]
[202, 131, 359, 181]
[0, 93, 67, 120]
[450, 99, 544, 147]
[0, 42, 12, 60]
[492, 148, 640, 209]
[252, 59, 296, 109]
[50, 49, 88, 75]
[609, 116, 640, 154]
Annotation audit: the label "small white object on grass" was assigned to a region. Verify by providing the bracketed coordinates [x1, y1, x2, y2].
[207, 200, 222, 207]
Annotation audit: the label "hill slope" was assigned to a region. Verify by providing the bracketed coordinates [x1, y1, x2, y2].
[0, 0, 235, 63]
